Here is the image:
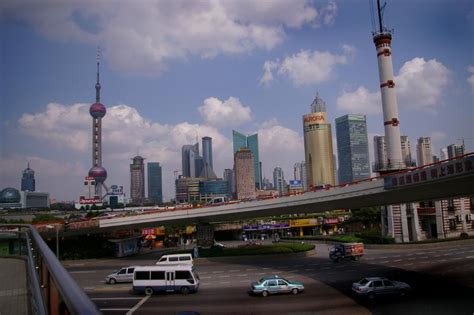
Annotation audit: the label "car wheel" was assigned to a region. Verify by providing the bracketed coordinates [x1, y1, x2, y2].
[261, 291, 269, 297]
[109, 278, 117, 285]
[181, 287, 190, 295]
[145, 287, 154, 296]
[291, 288, 299, 295]
[399, 289, 406, 297]
[367, 292, 375, 300]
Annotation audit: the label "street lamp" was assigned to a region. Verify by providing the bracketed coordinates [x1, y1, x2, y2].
[46, 224, 59, 258]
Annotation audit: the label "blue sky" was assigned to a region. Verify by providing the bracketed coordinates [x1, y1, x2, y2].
[1, 0, 473, 202]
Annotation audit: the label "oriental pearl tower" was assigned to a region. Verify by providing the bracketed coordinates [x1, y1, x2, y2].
[88, 50, 107, 197]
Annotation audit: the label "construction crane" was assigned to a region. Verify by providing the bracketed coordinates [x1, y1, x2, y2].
[457, 138, 474, 152]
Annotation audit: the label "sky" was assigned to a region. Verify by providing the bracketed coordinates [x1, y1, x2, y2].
[1, 0, 473, 203]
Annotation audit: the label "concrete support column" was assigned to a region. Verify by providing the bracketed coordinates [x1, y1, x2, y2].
[400, 204, 410, 243]
[460, 198, 468, 233]
[410, 203, 422, 241]
[435, 200, 446, 239]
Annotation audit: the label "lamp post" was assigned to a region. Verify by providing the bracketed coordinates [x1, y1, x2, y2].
[46, 224, 59, 258]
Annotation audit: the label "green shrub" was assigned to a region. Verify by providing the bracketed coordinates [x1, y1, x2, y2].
[460, 232, 469, 239]
[198, 242, 314, 257]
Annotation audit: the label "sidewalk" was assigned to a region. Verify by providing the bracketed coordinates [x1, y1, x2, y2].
[0, 257, 28, 315]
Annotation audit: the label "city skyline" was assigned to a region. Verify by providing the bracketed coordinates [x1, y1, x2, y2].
[1, 0, 473, 202]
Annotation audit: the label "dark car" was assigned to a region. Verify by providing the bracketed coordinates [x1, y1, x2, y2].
[352, 277, 411, 299]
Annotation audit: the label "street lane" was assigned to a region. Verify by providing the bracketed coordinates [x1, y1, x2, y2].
[65, 241, 474, 314]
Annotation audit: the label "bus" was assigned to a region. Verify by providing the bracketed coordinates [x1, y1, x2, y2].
[133, 265, 199, 295]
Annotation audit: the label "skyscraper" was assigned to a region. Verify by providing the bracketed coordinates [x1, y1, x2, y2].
[273, 167, 285, 196]
[400, 136, 413, 166]
[293, 162, 307, 191]
[147, 162, 163, 204]
[234, 148, 256, 200]
[88, 50, 107, 197]
[200, 137, 217, 178]
[232, 130, 262, 189]
[446, 144, 464, 158]
[181, 143, 199, 177]
[21, 163, 35, 192]
[416, 137, 433, 166]
[130, 156, 145, 204]
[374, 135, 413, 169]
[223, 169, 235, 196]
[335, 114, 370, 184]
[302, 93, 335, 187]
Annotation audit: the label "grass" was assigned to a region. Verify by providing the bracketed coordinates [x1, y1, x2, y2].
[197, 242, 315, 257]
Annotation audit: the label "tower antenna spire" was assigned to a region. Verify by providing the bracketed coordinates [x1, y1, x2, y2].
[376, 0, 387, 33]
[96, 46, 101, 103]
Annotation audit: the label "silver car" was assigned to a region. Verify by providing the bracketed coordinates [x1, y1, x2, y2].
[105, 266, 136, 284]
[352, 277, 411, 299]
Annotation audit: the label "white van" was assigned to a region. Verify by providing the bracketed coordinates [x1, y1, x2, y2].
[133, 265, 200, 295]
[156, 253, 193, 265]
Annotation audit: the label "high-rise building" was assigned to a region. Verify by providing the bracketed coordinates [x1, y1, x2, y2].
[232, 130, 262, 189]
[87, 50, 107, 197]
[293, 162, 307, 191]
[234, 148, 256, 200]
[147, 162, 163, 204]
[200, 137, 217, 178]
[416, 137, 433, 166]
[335, 114, 370, 184]
[447, 144, 464, 158]
[374, 135, 413, 170]
[262, 177, 273, 190]
[440, 147, 448, 160]
[21, 162, 35, 192]
[302, 93, 335, 187]
[273, 167, 285, 196]
[400, 136, 413, 166]
[130, 156, 145, 204]
[223, 169, 235, 196]
[181, 143, 199, 177]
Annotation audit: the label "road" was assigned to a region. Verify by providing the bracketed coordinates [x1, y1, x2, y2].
[64, 240, 474, 314]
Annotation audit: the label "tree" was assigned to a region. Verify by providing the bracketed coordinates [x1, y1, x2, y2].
[348, 207, 381, 230]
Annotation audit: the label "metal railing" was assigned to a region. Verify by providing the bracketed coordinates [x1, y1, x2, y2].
[0, 225, 100, 315]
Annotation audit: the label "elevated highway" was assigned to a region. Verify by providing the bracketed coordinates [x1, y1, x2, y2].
[99, 154, 474, 231]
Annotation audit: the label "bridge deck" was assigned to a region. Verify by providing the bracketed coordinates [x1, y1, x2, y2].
[0, 257, 28, 315]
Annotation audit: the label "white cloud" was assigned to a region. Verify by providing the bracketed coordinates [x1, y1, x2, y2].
[467, 65, 474, 93]
[16, 101, 235, 201]
[336, 86, 381, 114]
[395, 57, 450, 112]
[336, 57, 450, 115]
[198, 97, 252, 127]
[257, 120, 304, 181]
[261, 46, 353, 86]
[3, 0, 337, 75]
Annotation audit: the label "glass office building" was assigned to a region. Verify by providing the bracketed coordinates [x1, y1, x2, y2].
[335, 114, 370, 184]
[147, 162, 163, 204]
[232, 130, 262, 189]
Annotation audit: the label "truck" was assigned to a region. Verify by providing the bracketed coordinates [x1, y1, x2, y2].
[329, 243, 364, 262]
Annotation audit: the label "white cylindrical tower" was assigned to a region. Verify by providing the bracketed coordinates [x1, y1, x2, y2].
[373, 0, 404, 173]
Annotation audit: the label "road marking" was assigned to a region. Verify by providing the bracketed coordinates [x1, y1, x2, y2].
[288, 270, 299, 273]
[228, 269, 240, 272]
[246, 268, 257, 271]
[263, 268, 270, 270]
[126, 295, 150, 315]
[407, 257, 415, 260]
[321, 267, 330, 270]
[220, 275, 230, 278]
[219, 281, 231, 285]
[69, 270, 97, 274]
[238, 274, 248, 277]
[393, 259, 402, 262]
[200, 276, 211, 279]
[92, 297, 142, 301]
[467, 256, 474, 259]
[438, 259, 446, 262]
[381, 261, 389, 264]
[101, 308, 131, 311]
[212, 271, 224, 274]
[404, 263, 414, 266]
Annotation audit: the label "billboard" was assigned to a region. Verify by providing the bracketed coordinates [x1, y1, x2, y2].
[303, 112, 326, 126]
[289, 180, 302, 187]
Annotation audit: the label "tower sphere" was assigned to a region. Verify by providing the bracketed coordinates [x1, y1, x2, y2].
[0, 188, 21, 203]
[88, 166, 107, 183]
[90, 102, 106, 118]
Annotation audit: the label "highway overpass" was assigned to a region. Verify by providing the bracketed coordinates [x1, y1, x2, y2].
[99, 154, 474, 231]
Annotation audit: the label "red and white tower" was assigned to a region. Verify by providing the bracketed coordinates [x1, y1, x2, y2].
[373, 0, 404, 173]
[88, 49, 107, 196]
